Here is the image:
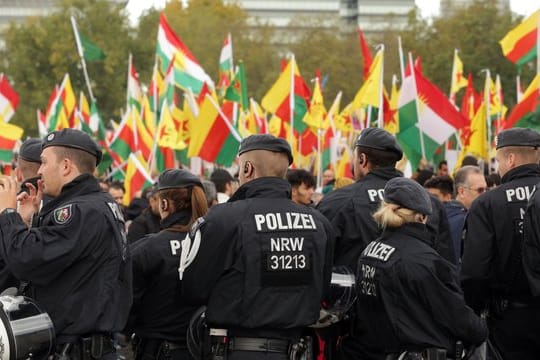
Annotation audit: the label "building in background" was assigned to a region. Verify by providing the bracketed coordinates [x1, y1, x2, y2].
[226, 0, 416, 41]
[440, 0, 510, 16]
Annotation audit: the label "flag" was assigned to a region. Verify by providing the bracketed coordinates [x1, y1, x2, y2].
[335, 148, 353, 179]
[123, 153, 154, 206]
[397, 61, 468, 169]
[461, 73, 481, 121]
[461, 102, 488, 161]
[127, 54, 143, 112]
[352, 48, 383, 110]
[499, 10, 539, 68]
[218, 33, 233, 89]
[303, 78, 328, 130]
[358, 26, 373, 80]
[71, 17, 106, 61]
[224, 61, 249, 111]
[0, 74, 19, 123]
[502, 74, 540, 131]
[188, 94, 241, 166]
[261, 56, 311, 134]
[46, 74, 76, 132]
[157, 101, 186, 150]
[156, 13, 214, 95]
[0, 122, 23, 162]
[450, 50, 467, 101]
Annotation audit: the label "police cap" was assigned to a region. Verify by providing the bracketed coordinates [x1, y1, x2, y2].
[157, 169, 202, 191]
[495, 128, 540, 149]
[42, 129, 102, 165]
[383, 177, 432, 216]
[19, 138, 42, 163]
[354, 128, 402, 159]
[238, 134, 293, 165]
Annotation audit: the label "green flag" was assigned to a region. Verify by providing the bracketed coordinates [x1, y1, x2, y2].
[224, 61, 248, 111]
[78, 31, 106, 61]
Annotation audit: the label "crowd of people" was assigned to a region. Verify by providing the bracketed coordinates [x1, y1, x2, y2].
[0, 126, 538, 360]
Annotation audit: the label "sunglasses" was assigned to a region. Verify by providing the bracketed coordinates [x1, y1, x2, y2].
[465, 186, 486, 194]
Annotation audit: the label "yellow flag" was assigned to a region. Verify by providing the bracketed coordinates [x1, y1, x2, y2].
[450, 50, 468, 95]
[303, 78, 328, 129]
[157, 101, 186, 150]
[461, 103, 488, 162]
[352, 48, 383, 109]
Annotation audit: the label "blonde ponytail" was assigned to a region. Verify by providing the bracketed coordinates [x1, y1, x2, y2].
[373, 201, 425, 229]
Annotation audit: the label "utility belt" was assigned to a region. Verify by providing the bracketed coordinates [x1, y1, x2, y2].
[132, 336, 187, 360]
[204, 328, 312, 360]
[54, 334, 116, 360]
[385, 348, 448, 360]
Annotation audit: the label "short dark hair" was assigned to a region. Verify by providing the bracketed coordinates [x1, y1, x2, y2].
[210, 169, 234, 193]
[437, 160, 448, 169]
[53, 147, 96, 174]
[109, 181, 125, 193]
[355, 146, 401, 168]
[424, 175, 454, 197]
[286, 169, 316, 188]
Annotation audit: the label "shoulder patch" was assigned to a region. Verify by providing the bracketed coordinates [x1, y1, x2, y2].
[189, 217, 205, 238]
[54, 204, 73, 225]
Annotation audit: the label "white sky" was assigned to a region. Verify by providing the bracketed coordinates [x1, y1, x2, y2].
[126, 0, 538, 23]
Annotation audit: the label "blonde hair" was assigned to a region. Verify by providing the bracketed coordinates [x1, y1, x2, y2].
[373, 200, 425, 229]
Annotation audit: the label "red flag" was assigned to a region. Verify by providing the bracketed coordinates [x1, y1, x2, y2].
[358, 26, 373, 80]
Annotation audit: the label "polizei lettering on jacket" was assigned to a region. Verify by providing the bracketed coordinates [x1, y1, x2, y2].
[505, 185, 536, 202]
[254, 212, 317, 232]
[362, 241, 396, 262]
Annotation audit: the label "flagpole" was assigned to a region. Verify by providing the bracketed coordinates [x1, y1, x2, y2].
[289, 54, 295, 145]
[70, 16, 96, 102]
[449, 49, 457, 104]
[398, 36, 405, 81]
[482, 69, 491, 162]
[378, 45, 385, 129]
[537, 13, 540, 75]
[409, 52, 426, 160]
[127, 53, 132, 110]
[516, 75, 522, 102]
[206, 94, 242, 141]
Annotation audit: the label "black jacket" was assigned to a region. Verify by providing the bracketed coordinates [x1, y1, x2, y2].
[461, 164, 540, 311]
[127, 209, 161, 244]
[128, 210, 200, 343]
[317, 168, 455, 270]
[182, 177, 334, 335]
[0, 174, 132, 340]
[356, 223, 487, 354]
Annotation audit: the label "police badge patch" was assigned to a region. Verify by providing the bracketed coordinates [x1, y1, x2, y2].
[54, 204, 73, 224]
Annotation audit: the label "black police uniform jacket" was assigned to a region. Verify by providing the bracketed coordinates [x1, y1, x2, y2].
[317, 168, 455, 271]
[461, 164, 540, 311]
[127, 209, 161, 244]
[356, 223, 487, 353]
[0, 174, 132, 339]
[128, 209, 200, 344]
[182, 177, 335, 333]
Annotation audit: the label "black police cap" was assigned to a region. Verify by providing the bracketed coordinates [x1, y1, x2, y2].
[42, 129, 102, 165]
[384, 177, 432, 216]
[19, 138, 42, 163]
[238, 134, 293, 165]
[495, 128, 540, 149]
[354, 128, 403, 159]
[157, 169, 202, 191]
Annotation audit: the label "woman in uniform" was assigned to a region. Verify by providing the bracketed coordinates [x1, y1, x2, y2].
[355, 177, 487, 359]
[128, 169, 208, 360]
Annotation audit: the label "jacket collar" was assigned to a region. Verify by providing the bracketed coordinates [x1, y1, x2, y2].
[229, 177, 291, 202]
[501, 164, 540, 184]
[160, 209, 191, 229]
[41, 174, 101, 214]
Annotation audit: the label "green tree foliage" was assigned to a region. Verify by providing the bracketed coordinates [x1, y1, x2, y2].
[0, 0, 133, 133]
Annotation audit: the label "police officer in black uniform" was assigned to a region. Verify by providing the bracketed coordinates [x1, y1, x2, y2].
[461, 128, 540, 360]
[128, 169, 208, 360]
[316, 128, 455, 359]
[0, 128, 132, 360]
[356, 178, 487, 359]
[182, 134, 335, 360]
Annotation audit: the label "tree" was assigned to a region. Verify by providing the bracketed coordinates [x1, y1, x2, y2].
[0, 0, 134, 134]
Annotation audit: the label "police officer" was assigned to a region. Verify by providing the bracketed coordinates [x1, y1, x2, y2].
[461, 128, 540, 360]
[15, 138, 42, 194]
[356, 178, 487, 358]
[128, 169, 208, 360]
[182, 134, 335, 360]
[316, 128, 455, 359]
[0, 128, 132, 360]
